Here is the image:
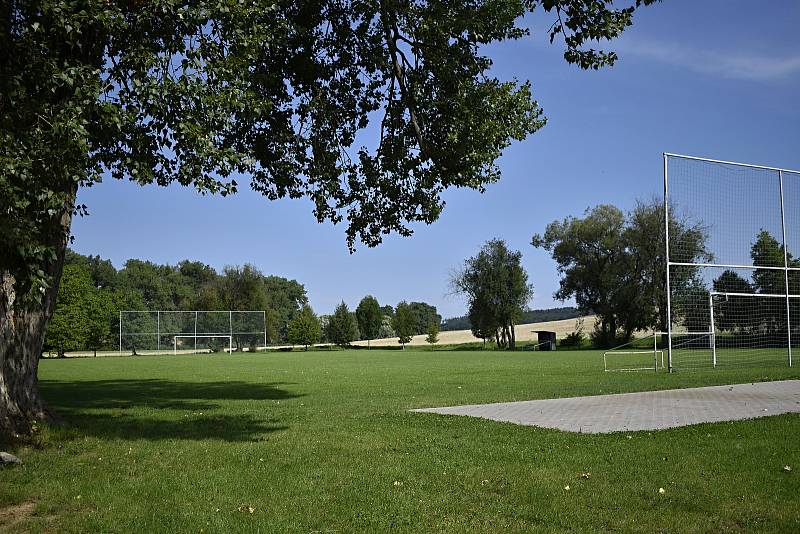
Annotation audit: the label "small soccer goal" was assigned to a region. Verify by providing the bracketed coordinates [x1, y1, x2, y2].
[173, 335, 232, 355]
[603, 334, 666, 372]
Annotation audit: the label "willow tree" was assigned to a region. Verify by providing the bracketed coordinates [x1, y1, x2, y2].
[1, 0, 657, 435]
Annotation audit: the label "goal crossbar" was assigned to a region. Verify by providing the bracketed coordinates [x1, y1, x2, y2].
[710, 291, 800, 298]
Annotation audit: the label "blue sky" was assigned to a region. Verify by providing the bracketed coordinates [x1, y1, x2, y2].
[71, 0, 800, 318]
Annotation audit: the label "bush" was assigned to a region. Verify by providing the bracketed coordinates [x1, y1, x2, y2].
[589, 328, 631, 349]
[559, 318, 586, 348]
[559, 331, 585, 348]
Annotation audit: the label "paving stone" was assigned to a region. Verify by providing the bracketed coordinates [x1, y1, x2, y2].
[411, 380, 800, 433]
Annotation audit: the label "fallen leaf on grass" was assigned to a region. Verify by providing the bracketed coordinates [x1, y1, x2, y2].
[578, 472, 591, 479]
[237, 505, 255, 514]
[658, 488, 666, 495]
[783, 465, 792, 472]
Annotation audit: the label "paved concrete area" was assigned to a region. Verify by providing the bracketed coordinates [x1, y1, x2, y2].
[411, 380, 800, 434]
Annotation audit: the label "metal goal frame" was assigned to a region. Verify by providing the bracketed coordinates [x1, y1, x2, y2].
[664, 153, 799, 371]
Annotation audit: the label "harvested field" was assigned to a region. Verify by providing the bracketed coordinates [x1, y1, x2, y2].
[352, 316, 594, 347]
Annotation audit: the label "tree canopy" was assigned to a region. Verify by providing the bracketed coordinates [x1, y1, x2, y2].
[46, 250, 309, 352]
[425, 322, 439, 346]
[392, 301, 416, 348]
[2, 0, 658, 304]
[532, 201, 709, 346]
[355, 295, 382, 346]
[43, 264, 94, 357]
[326, 301, 359, 346]
[406, 302, 441, 335]
[1, 0, 659, 436]
[451, 239, 532, 349]
[288, 304, 322, 350]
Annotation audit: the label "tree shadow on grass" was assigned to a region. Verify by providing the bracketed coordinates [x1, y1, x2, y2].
[39, 379, 302, 442]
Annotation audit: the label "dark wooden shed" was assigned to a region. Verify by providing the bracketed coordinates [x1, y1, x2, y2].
[534, 330, 557, 351]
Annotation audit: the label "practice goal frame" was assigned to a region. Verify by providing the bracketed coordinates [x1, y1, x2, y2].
[664, 153, 800, 371]
[603, 334, 665, 372]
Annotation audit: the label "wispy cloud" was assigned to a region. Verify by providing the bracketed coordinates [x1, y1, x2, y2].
[618, 39, 800, 81]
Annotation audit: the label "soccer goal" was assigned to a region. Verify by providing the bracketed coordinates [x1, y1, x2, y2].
[603, 333, 665, 372]
[664, 153, 800, 371]
[119, 310, 266, 355]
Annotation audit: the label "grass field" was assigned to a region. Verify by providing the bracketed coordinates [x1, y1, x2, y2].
[2, 349, 799, 532]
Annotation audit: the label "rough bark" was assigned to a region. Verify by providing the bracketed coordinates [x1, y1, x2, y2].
[0, 204, 72, 438]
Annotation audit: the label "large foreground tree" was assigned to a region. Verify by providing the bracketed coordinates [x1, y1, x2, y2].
[1, 0, 657, 435]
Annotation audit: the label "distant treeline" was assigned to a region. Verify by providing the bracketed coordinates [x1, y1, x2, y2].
[45, 250, 443, 355]
[45, 250, 310, 355]
[441, 307, 579, 332]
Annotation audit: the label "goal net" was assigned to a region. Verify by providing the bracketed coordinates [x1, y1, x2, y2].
[119, 310, 266, 355]
[665, 154, 800, 371]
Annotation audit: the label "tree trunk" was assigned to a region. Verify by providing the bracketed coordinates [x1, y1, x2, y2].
[0, 199, 72, 438]
[510, 321, 516, 350]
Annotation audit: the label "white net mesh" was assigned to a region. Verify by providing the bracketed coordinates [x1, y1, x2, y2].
[665, 154, 799, 370]
[120, 310, 266, 354]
